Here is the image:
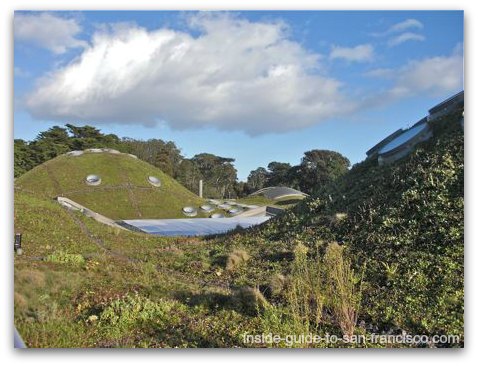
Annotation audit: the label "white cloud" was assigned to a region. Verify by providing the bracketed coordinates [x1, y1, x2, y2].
[387, 19, 424, 34]
[329, 44, 374, 62]
[360, 46, 463, 110]
[363, 68, 394, 79]
[24, 14, 356, 135]
[389, 49, 463, 98]
[15, 12, 87, 54]
[371, 18, 425, 47]
[388, 32, 425, 47]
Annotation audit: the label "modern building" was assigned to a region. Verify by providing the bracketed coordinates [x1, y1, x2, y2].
[428, 90, 464, 121]
[367, 91, 464, 166]
[366, 128, 404, 158]
[377, 122, 433, 166]
[250, 186, 308, 200]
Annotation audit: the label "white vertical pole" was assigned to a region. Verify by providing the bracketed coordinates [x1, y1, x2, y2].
[199, 179, 203, 198]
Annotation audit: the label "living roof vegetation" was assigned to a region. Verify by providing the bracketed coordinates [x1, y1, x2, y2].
[14, 151, 205, 220]
[13, 108, 463, 348]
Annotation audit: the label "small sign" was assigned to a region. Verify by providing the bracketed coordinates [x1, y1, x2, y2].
[14, 233, 22, 251]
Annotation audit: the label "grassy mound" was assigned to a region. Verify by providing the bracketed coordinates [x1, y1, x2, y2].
[14, 151, 205, 219]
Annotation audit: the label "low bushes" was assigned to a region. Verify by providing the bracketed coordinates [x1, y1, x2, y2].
[45, 251, 85, 266]
[225, 249, 250, 271]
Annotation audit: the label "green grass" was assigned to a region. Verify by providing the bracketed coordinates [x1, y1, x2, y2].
[14, 110, 464, 348]
[15, 152, 206, 219]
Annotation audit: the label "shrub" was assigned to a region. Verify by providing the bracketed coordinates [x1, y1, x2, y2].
[45, 251, 85, 266]
[268, 273, 286, 297]
[232, 286, 269, 315]
[99, 293, 184, 338]
[31, 294, 60, 323]
[225, 249, 250, 271]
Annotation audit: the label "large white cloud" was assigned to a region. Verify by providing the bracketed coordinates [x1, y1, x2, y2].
[25, 14, 355, 135]
[390, 52, 463, 98]
[15, 12, 87, 54]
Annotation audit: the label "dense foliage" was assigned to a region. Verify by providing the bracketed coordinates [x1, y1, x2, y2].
[15, 125, 349, 198]
[245, 150, 350, 195]
[253, 110, 464, 344]
[14, 125, 123, 177]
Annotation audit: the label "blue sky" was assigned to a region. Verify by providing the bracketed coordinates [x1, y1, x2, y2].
[14, 10, 463, 180]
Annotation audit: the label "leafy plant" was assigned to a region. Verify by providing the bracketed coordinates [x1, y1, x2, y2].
[45, 251, 85, 266]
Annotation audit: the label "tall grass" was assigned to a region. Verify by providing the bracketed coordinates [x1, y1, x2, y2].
[225, 248, 250, 271]
[323, 242, 364, 337]
[284, 242, 364, 339]
[286, 243, 323, 335]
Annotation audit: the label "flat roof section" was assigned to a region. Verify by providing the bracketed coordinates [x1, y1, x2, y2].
[123, 217, 271, 236]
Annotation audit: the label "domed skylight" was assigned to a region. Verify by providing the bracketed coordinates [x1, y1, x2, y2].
[200, 204, 215, 212]
[85, 174, 101, 186]
[228, 208, 243, 216]
[148, 176, 161, 187]
[182, 206, 198, 217]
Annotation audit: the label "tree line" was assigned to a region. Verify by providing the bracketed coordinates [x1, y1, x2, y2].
[14, 124, 350, 198]
[245, 150, 350, 196]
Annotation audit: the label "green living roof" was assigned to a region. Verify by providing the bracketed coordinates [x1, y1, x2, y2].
[14, 151, 204, 220]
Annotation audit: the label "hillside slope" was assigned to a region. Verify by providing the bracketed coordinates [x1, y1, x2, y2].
[234, 109, 464, 341]
[14, 151, 205, 219]
[14, 110, 464, 348]
[14, 189, 266, 347]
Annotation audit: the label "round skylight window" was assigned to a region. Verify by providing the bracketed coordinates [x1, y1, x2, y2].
[182, 206, 198, 217]
[85, 174, 101, 186]
[228, 208, 243, 215]
[200, 204, 215, 212]
[148, 176, 161, 187]
[210, 213, 224, 218]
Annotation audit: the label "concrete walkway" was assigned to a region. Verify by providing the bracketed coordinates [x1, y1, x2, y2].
[56, 196, 127, 231]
